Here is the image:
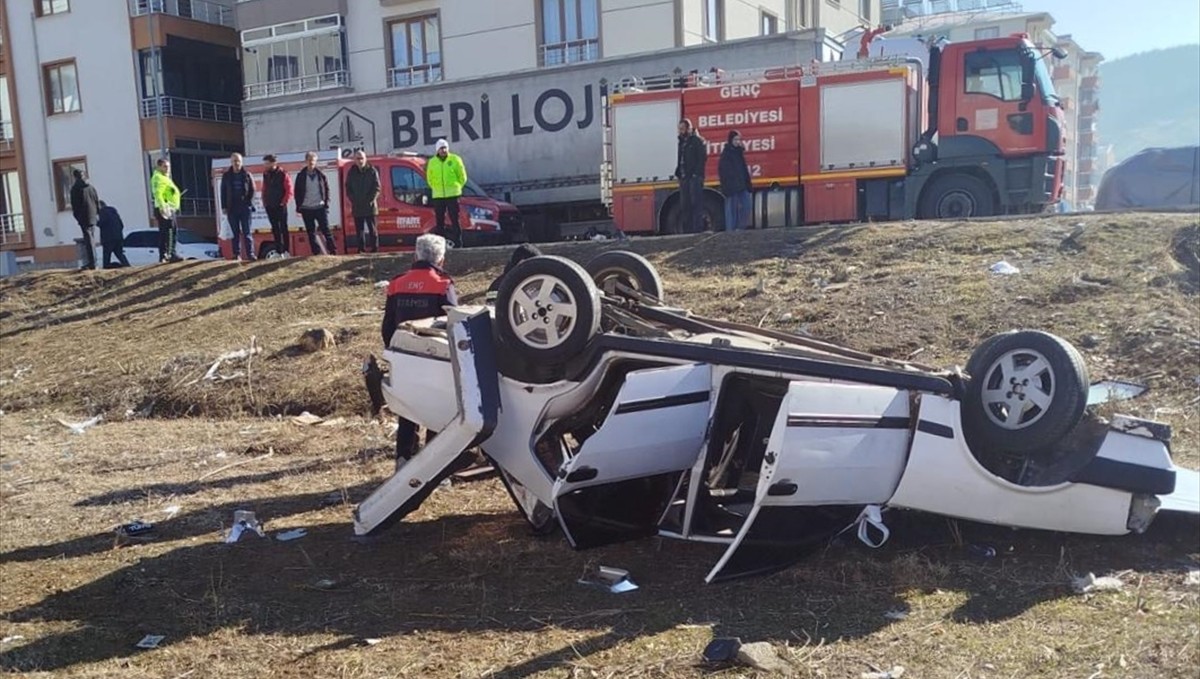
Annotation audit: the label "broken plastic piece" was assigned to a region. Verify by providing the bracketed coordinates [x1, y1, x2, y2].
[115, 520, 155, 537]
[702, 637, 742, 663]
[135, 635, 165, 649]
[855, 505, 890, 548]
[1071, 572, 1123, 594]
[226, 510, 266, 543]
[275, 528, 308, 542]
[577, 566, 638, 593]
[862, 666, 905, 679]
[57, 415, 102, 435]
[1086, 380, 1149, 406]
[989, 261, 1020, 275]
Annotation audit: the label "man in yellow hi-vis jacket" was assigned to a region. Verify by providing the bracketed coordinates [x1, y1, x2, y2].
[150, 157, 183, 263]
[427, 138, 467, 247]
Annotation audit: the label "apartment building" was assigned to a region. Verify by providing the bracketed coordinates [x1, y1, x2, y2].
[0, 0, 242, 268]
[881, 0, 1105, 208]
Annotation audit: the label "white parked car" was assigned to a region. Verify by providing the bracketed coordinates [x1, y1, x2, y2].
[97, 228, 221, 266]
[358, 252, 1199, 582]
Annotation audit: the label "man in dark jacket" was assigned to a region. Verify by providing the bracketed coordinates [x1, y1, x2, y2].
[718, 129, 753, 230]
[382, 233, 457, 469]
[674, 119, 708, 234]
[220, 153, 256, 262]
[294, 151, 337, 256]
[68, 169, 99, 270]
[96, 201, 130, 268]
[261, 154, 293, 257]
[344, 150, 381, 254]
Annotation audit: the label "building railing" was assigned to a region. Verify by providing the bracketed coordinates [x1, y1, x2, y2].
[140, 96, 242, 123]
[130, 0, 236, 28]
[0, 213, 30, 249]
[180, 197, 215, 217]
[0, 121, 13, 153]
[539, 38, 600, 67]
[388, 64, 442, 89]
[243, 71, 350, 101]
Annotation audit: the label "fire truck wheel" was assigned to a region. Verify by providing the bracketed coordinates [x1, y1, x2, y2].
[585, 251, 665, 302]
[961, 330, 1088, 458]
[919, 173, 996, 219]
[494, 255, 602, 365]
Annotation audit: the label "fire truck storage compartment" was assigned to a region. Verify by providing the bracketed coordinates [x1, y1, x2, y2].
[612, 97, 682, 185]
[819, 78, 909, 172]
[804, 179, 857, 223]
[613, 192, 656, 232]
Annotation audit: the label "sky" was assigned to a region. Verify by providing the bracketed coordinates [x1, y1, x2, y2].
[1025, 0, 1200, 60]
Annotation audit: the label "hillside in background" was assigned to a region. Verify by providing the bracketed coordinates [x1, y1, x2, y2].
[1098, 44, 1200, 164]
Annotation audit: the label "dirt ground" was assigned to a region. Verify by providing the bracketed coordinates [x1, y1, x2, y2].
[0, 213, 1197, 678]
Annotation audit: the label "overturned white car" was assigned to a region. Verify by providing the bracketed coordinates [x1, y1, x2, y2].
[358, 252, 1199, 582]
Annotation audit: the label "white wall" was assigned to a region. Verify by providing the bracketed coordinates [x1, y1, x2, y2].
[601, 0, 677, 57]
[441, 0, 537, 78]
[6, 3, 146, 252]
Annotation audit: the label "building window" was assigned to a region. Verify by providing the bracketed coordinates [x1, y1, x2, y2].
[43, 61, 82, 115]
[52, 157, 87, 212]
[539, 0, 599, 66]
[36, 0, 69, 17]
[761, 11, 779, 35]
[1, 171, 25, 232]
[0, 75, 12, 145]
[241, 15, 347, 99]
[975, 26, 1000, 40]
[388, 14, 442, 87]
[860, 0, 872, 21]
[964, 49, 1023, 102]
[703, 0, 723, 41]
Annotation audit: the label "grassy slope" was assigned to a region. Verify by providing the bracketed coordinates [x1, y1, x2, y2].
[0, 213, 1197, 677]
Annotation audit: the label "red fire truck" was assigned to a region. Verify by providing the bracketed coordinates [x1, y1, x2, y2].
[601, 32, 1066, 233]
[211, 150, 523, 259]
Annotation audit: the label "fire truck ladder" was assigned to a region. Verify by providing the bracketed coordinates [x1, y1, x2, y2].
[610, 56, 919, 95]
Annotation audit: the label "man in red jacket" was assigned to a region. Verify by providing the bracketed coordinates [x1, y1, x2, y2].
[381, 233, 457, 469]
[261, 154, 293, 257]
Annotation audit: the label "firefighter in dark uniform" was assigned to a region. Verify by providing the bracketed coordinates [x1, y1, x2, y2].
[381, 233, 458, 469]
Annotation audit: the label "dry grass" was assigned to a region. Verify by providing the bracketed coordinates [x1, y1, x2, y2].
[0, 213, 1198, 677]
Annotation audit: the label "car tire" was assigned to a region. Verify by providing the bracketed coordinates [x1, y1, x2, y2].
[259, 242, 280, 260]
[962, 330, 1089, 457]
[585, 250, 665, 302]
[494, 255, 602, 366]
[919, 173, 996, 219]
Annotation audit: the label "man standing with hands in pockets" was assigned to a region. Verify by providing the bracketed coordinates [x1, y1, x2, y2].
[427, 138, 467, 248]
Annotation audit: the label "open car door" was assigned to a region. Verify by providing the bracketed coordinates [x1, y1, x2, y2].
[705, 382, 912, 583]
[353, 308, 500, 536]
[553, 364, 712, 549]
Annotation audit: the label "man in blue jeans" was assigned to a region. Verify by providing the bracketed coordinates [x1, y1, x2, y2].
[220, 153, 256, 261]
[718, 130, 753, 230]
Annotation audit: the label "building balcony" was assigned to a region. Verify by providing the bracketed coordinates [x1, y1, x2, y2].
[140, 96, 242, 124]
[130, 0, 236, 28]
[1052, 64, 1073, 81]
[244, 70, 350, 101]
[0, 213, 31, 250]
[1081, 76, 1099, 90]
[1081, 101, 1100, 117]
[539, 38, 600, 67]
[388, 64, 442, 90]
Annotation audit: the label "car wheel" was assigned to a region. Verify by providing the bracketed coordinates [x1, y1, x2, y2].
[494, 255, 601, 365]
[259, 242, 280, 260]
[919, 174, 996, 219]
[962, 330, 1088, 457]
[585, 250, 665, 302]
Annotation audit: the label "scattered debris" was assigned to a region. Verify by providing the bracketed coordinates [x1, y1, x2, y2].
[989, 261, 1020, 275]
[116, 520, 155, 538]
[883, 610, 908, 621]
[275, 528, 308, 542]
[362, 638, 383, 646]
[292, 412, 324, 426]
[135, 635, 166, 650]
[225, 510, 266, 543]
[198, 450, 274, 482]
[702, 637, 742, 664]
[374, 280, 389, 288]
[56, 415, 102, 435]
[1185, 570, 1200, 587]
[451, 464, 497, 483]
[196, 337, 261, 383]
[861, 666, 905, 679]
[1, 635, 25, 645]
[906, 347, 926, 359]
[968, 544, 997, 559]
[313, 578, 340, 591]
[779, 312, 795, 322]
[578, 565, 638, 593]
[822, 282, 850, 292]
[297, 328, 336, 353]
[1071, 572, 1124, 594]
[163, 505, 181, 519]
[736, 641, 793, 676]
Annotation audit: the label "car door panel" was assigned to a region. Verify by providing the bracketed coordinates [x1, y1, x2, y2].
[554, 363, 712, 549]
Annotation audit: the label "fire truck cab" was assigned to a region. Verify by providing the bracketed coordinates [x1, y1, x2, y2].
[602, 33, 1065, 233]
[212, 150, 523, 259]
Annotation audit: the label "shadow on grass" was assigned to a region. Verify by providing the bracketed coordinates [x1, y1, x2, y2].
[71, 461, 332, 508]
[1, 493, 1196, 676]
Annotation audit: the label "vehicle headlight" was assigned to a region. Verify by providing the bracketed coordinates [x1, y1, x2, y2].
[467, 206, 493, 221]
[205, 249, 220, 258]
